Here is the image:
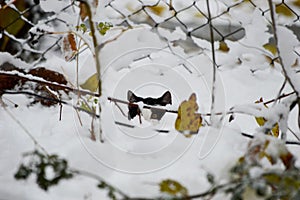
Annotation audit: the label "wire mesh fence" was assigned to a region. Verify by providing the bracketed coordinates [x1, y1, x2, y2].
[0, 0, 299, 65]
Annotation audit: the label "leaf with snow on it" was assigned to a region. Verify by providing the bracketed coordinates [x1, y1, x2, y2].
[159, 179, 188, 197]
[255, 98, 279, 137]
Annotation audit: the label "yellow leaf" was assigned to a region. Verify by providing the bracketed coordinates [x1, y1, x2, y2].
[255, 98, 280, 137]
[0, 3, 26, 51]
[219, 41, 230, 52]
[194, 12, 204, 18]
[80, 73, 99, 92]
[293, 0, 300, 7]
[175, 93, 202, 134]
[263, 43, 277, 55]
[148, 4, 166, 16]
[159, 179, 188, 197]
[271, 123, 279, 137]
[255, 116, 266, 126]
[275, 4, 293, 17]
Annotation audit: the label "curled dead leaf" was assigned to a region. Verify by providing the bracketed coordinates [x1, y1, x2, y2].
[62, 33, 77, 61]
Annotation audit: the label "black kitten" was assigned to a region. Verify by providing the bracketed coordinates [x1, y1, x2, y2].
[127, 90, 172, 120]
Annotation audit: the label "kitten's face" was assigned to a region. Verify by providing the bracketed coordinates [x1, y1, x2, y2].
[127, 90, 172, 120]
[127, 90, 172, 105]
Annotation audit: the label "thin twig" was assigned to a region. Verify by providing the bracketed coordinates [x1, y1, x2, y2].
[273, 79, 287, 105]
[115, 121, 169, 133]
[206, 0, 218, 125]
[288, 127, 300, 141]
[114, 102, 128, 117]
[240, 131, 300, 145]
[3, 90, 99, 118]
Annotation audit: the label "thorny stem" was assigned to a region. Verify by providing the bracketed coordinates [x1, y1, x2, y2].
[206, 0, 218, 125]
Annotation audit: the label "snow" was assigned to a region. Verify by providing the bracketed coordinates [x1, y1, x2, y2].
[1, 0, 300, 199]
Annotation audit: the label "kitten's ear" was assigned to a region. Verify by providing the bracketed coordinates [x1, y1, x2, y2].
[127, 90, 136, 102]
[127, 90, 133, 101]
[160, 91, 172, 105]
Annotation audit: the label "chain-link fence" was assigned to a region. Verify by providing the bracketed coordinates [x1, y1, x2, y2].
[1, 0, 299, 65]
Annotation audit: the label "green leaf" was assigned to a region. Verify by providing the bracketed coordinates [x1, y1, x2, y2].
[14, 150, 73, 191]
[80, 73, 99, 92]
[80, 101, 92, 113]
[207, 173, 215, 185]
[14, 164, 32, 180]
[97, 22, 113, 35]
